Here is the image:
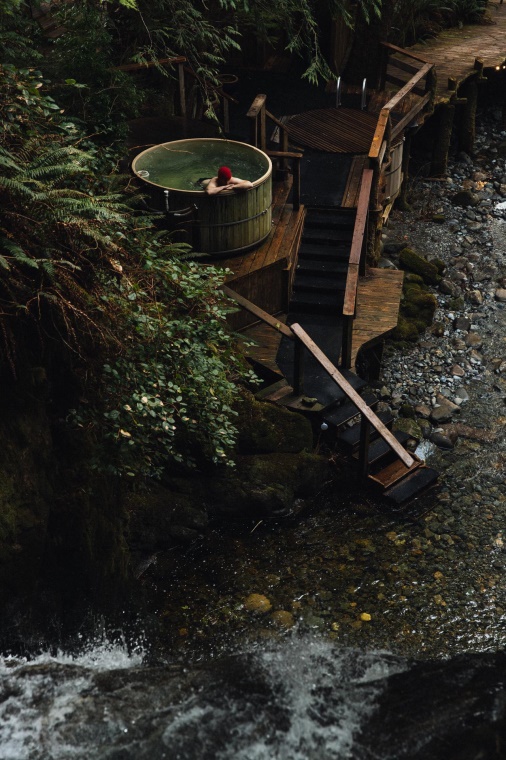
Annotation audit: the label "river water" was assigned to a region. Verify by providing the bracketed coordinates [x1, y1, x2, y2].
[2, 635, 505, 760]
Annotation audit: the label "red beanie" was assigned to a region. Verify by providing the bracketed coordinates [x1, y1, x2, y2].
[217, 166, 232, 183]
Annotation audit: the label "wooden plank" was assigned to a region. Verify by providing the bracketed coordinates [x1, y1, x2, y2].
[343, 168, 374, 317]
[342, 156, 368, 208]
[247, 94, 267, 118]
[369, 108, 390, 159]
[381, 42, 429, 64]
[382, 63, 433, 111]
[291, 323, 414, 468]
[385, 73, 427, 97]
[343, 264, 359, 316]
[222, 286, 294, 339]
[387, 57, 423, 77]
[351, 268, 404, 367]
[368, 456, 422, 488]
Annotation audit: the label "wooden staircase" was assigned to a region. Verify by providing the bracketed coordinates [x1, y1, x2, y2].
[289, 207, 356, 315]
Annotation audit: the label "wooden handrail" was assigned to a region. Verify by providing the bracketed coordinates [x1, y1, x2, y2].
[266, 150, 303, 160]
[380, 42, 429, 65]
[222, 286, 294, 339]
[369, 108, 391, 160]
[291, 323, 415, 468]
[391, 92, 431, 139]
[382, 62, 433, 112]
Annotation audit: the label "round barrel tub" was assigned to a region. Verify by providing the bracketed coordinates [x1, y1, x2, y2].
[132, 138, 272, 256]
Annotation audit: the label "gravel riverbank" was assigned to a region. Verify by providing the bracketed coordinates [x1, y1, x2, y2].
[145, 110, 506, 661]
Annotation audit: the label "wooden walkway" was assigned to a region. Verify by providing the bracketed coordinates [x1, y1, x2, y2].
[408, 1, 506, 105]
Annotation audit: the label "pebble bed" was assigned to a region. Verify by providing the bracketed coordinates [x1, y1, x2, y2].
[146, 110, 506, 660]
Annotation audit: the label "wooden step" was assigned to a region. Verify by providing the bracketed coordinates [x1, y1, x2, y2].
[292, 275, 347, 293]
[368, 456, 422, 489]
[382, 465, 439, 506]
[298, 242, 351, 260]
[336, 410, 394, 454]
[302, 228, 354, 244]
[289, 290, 344, 313]
[304, 210, 356, 229]
[351, 429, 410, 467]
[296, 259, 349, 275]
[323, 391, 379, 429]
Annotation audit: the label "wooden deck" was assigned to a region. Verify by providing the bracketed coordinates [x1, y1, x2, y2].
[220, 176, 305, 330]
[407, 2, 506, 105]
[351, 268, 404, 368]
[238, 267, 404, 374]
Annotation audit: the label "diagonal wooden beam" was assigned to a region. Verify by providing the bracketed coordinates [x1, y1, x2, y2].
[222, 286, 294, 339]
[290, 323, 414, 468]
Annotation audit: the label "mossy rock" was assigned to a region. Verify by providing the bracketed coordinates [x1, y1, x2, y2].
[392, 316, 419, 342]
[393, 417, 423, 442]
[234, 391, 313, 455]
[404, 273, 424, 286]
[206, 452, 330, 518]
[400, 403, 416, 418]
[431, 257, 446, 275]
[399, 248, 441, 285]
[402, 291, 437, 326]
[449, 296, 465, 311]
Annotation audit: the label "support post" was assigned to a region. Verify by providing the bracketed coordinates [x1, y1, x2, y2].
[292, 157, 301, 211]
[178, 62, 186, 118]
[259, 103, 267, 152]
[430, 103, 455, 177]
[341, 315, 354, 369]
[358, 413, 371, 479]
[459, 77, 478, 155]
[397, 130, 413, 211]
[293, 339, 304, 395]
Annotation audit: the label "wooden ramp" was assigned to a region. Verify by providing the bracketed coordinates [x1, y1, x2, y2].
[351, 268, 404, 369]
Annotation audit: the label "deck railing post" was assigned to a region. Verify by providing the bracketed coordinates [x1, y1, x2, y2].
[259, 103, 267, 152]
[358, 413, 371, 479]
[250, 117, 258, 148]
[341, 314, 353, 369]
[178, 62, 187, 118]
[293, 337, 304, 395]
[293, 157, 301, 211]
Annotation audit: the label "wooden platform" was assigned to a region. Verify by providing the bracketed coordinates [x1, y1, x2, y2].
[220, 176, 305, 330]
[284, 107, 379, 154]
[238, 267, 404, 374]
[351, 267, 404, 368]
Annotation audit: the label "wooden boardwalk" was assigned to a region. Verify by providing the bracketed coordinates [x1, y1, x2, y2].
[408, 1, 506, 104]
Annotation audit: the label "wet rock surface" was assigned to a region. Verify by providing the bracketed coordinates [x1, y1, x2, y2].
[142, 110, 506, 661]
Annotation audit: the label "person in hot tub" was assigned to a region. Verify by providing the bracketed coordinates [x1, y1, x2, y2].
[202, 166, 253, 195]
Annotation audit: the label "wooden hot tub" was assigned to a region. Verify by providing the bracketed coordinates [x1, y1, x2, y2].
[132, 138, 272, 256]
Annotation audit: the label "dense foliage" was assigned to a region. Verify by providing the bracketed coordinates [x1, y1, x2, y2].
[0, 23, 249, 478]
